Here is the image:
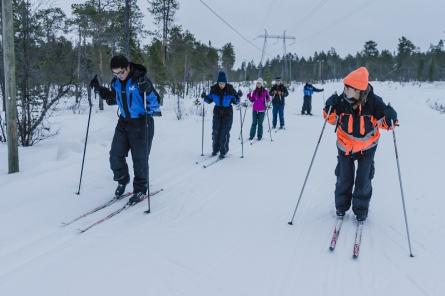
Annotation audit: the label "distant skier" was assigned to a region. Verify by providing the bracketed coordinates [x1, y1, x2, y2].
[323, 66, 398, 221]
[247, 78, 270, 140]
[90, 55, 161, 204]
[201, 71, 242, 158]
[269, 77, 288, 129]
[301, 81, 323, 115]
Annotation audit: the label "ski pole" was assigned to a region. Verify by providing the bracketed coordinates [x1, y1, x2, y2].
[143, 91, 151, 214]
[391, 121, 414, 257]
[76, 85, 93, 195]
[201, 97, 205, 156]
[288, 105, 332, 225]
[238, 101, 248, 140]
[239, 102, 244, 158]
[265, 102, 273, 142]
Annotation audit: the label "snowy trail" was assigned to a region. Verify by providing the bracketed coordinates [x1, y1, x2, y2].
[0, 82, 444, 296]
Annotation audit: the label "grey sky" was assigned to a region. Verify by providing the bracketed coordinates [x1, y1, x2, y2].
[56, 0, 444, 68]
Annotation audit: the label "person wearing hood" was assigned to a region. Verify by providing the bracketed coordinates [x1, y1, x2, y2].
[323, 67, 398, 222]
[201, 71, 241, 158]
[302, 81, 323, 115]
[247, 78, 270, 140]
[90, 55, 161, 204]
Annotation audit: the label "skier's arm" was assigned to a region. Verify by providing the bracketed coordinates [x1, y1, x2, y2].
[323, 93, 340, 125]
[282, 86, 289, 97]
[374, 96, 397, 130]
[90, 75, 116, 105]
[313, 86, 324, 92]
[98, 87, 116, 105]
[139, 76, 162, 116]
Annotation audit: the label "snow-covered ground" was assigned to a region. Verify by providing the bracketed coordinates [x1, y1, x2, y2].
[0, 81, 444, 296]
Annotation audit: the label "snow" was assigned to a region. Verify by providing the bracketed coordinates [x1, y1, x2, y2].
[0, 81, 444, 296]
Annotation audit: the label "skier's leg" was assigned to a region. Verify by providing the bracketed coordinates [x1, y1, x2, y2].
[352, 147, 377, 220]
[334, 152, 355, 214]
[110, 120, 130, 186]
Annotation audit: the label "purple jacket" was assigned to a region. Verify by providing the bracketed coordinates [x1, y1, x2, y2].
[247, 87, 270, 112]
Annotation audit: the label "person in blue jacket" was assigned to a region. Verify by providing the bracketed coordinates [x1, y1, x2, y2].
[90, 55, 161, 204]
[301, 81, 323, 115]
[201, 71, 242, 158]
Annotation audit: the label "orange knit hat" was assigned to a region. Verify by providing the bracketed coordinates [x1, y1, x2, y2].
[343, 67, 369, 91]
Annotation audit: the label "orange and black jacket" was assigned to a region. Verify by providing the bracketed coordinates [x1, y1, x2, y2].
[323, 85, 393, 155]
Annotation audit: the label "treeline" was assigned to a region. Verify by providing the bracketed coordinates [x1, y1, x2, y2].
[233, 38, 445, 84]
[0, 1, 444, 146]
[0, 0, 234, 145]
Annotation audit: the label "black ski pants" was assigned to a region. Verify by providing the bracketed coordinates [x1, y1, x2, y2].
[334, 146, 376, 218]
[110, 117, 154, 194]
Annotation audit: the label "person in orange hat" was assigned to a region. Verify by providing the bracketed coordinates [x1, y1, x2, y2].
[323, 66, 398, 221]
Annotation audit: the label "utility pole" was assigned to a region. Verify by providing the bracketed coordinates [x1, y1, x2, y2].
[257, 30, 295, 81]
[318, 60, 324, 83]
[2, 0, 19, 173]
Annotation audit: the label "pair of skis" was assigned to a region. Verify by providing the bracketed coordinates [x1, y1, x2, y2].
[329, 217, 364, 259]
[195, 154, 229, 168]
[63, 189, 163, 233]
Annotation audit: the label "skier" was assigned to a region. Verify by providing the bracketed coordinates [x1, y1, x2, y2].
[323, 66, 398, 221]
[90, 55, 161, 205]
[201, 71, 242, 158]
[269, 77, 288, 129]
[247, 78, 270, 141]
[301, 81, 323, 115]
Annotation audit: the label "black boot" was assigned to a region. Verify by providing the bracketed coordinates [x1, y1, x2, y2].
[128, 192, 145, 205]
[115, 182, 128, 198]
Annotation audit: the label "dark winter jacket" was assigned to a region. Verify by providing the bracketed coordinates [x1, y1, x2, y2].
[204, 83, 240, 110]
[97, 63, 161, 119]
[269, 84, 289, 105]
[323, 84, 394, 155]
[303, 83, 323, 97]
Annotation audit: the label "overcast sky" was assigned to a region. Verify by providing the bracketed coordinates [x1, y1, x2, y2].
[55, 0, 445, 68]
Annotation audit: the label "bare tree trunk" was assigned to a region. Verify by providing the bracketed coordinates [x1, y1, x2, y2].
[124, 0, 130, 58]
[75, 27, 81, 104]
[97, 0, 104, 110]
[2, 0, 19, 172]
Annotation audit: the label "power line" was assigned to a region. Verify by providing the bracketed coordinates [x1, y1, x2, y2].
[199, 0, 263, 53]
[287, 0, 330, 33]
[292, 0, 375, 45]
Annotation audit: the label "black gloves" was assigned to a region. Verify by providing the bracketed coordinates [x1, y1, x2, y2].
[201, 92, 207, 99]
[384, 105, 398, 127]
[237, 90, 243, 97]
[89, 75, 100, 92]
[138, 76, 153, 93]
[152, 111, 162, 117]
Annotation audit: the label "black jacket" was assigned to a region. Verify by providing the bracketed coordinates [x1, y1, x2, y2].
[269, 84, 289, 105]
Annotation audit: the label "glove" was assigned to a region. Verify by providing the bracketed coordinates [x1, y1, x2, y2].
[321, 88, 324, 92]
[138, 76, 152, 93]
[237, 90, 243, 98]
[201, 92, 207, 99]
[384, 105, 398, 127]
[89, 75, 99, 91]
[152, 111, 162, 117]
